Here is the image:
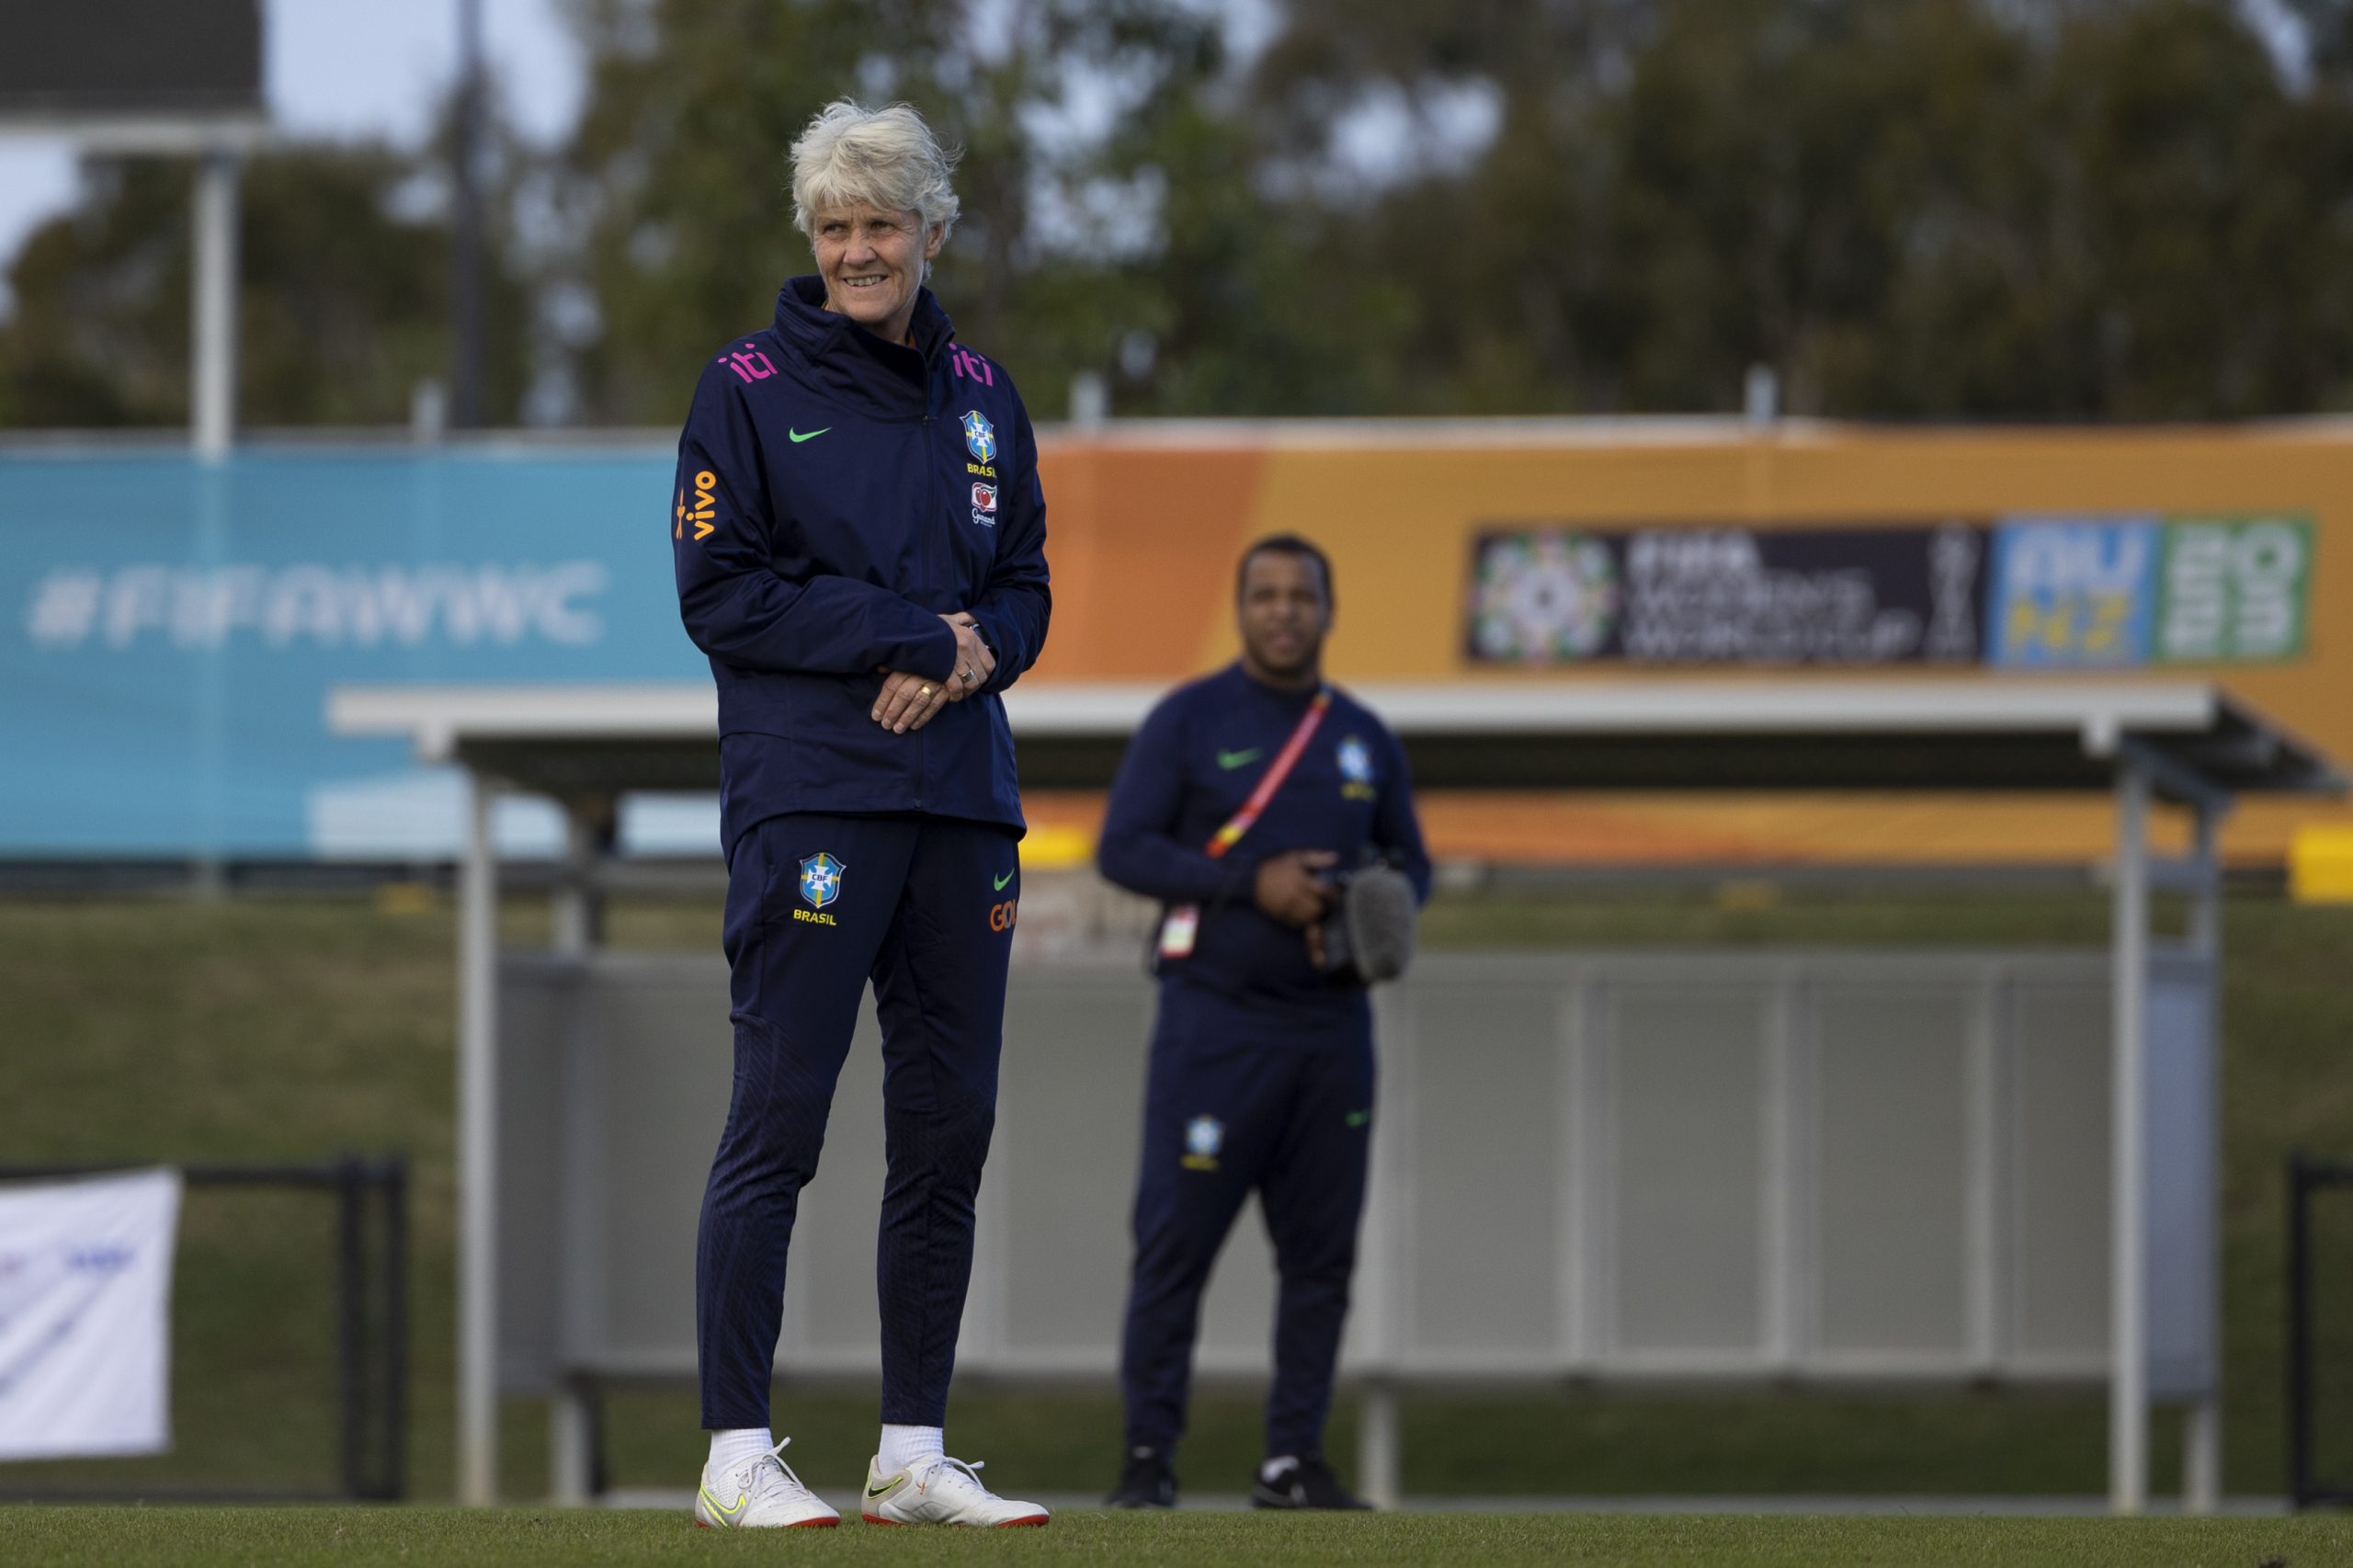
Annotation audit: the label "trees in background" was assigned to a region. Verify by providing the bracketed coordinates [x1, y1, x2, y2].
[1215, 0, 2353, 418]
[0, 145, 532, 429]
[548, 0, 1256, 424]
[4, 0, 2351, 427]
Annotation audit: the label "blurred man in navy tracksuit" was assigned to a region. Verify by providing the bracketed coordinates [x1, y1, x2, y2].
[1096, 536, 1430, 1511]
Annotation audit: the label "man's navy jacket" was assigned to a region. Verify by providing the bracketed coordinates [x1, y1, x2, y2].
[671, 277, 1050, 860]
[1097, 664, 1432, 1045]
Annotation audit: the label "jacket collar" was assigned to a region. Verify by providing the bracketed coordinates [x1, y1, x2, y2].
[772, 274, 954, 379]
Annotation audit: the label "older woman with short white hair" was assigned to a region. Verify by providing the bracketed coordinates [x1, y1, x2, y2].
[671, 97, 1051, 1530]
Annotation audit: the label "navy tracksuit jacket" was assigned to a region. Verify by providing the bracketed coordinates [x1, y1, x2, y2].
[1097, 664, 1431, 1460]
[674, 276, 1047, 857]
[674, 277, 1048, 1430]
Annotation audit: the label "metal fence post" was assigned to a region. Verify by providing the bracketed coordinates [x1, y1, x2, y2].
[383, 1155, 411, 1503]
[2184, 803, 2225, 1516]
[1358, 1379, 1401, 1509]
[335, 1153, 365, 1500]
[2290, 1153, 2313, 1510]
[457, 772, 501, 1506]
[2109, 759, 2151, 1515]
[190, 150, 240, 460]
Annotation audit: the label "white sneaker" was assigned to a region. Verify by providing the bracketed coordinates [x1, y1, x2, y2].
[861, 1453, 1050, 1528]
[695, 1437, 840, 1529]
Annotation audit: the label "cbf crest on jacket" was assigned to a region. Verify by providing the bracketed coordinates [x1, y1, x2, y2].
[672, 277, 1051, 857]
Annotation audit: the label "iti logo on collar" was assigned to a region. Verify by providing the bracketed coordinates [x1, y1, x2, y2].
[719, 343, 776, 383]
[798, 852, 845, 910]
[1181, 1115, 1224, 1171]
[961, 410, 997, 464]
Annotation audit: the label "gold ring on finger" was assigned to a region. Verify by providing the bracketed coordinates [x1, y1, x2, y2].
[919, 684, 933, 697]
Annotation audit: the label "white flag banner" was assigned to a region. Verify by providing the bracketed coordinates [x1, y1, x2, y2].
[0, 1169, 183, 1460]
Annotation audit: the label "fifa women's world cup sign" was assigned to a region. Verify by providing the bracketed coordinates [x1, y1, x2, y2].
[1465, 517, 2313, 670]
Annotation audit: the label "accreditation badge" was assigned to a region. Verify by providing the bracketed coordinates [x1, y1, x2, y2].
[1157, 903, 1200, 960]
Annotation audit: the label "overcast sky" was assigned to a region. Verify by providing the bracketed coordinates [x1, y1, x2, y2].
[0, 0, 584, 307]
[0, 0, 2311, 318]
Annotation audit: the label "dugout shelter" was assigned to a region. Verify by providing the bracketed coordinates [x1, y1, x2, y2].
[333, 678, 2337, 1513]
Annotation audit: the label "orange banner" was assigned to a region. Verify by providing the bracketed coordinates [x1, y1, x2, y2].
[1031, 424, 2351, 868]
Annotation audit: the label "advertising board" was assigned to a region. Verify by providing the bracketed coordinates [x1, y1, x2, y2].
[1, 451, 693, 857]
[3, 426, 2347, 866]
[1462, 517, 2312, 671]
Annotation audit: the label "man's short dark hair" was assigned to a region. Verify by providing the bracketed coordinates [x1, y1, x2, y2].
[1235, 534, 1335, 606]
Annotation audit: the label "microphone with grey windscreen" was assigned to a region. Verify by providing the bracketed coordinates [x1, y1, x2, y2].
[1315, 860, 1418, 986]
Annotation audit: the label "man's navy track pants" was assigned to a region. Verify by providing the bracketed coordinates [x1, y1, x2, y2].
[1118, 983, 1376, 1462]
[697, 810, 1021, 1430]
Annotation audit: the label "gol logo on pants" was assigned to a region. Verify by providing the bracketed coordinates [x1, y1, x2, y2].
[988, 901, 1018, 933]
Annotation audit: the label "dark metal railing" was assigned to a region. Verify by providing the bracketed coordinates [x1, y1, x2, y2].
[2289, 1151, 2353, 1510]
[0, 1155, 407, 1503]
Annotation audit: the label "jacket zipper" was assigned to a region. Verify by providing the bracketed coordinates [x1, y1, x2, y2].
[916, 398, 936, 811]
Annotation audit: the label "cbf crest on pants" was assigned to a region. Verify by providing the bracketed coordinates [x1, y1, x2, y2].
[798, 851, 844, 907]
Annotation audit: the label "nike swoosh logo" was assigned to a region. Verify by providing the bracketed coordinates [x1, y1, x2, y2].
[1217, 748, 1263, 770]
[789, 426, 831, 443]
[994, 869, 1015, 891]
[865, 1478, 898, 1499]
[1346, 1110, 1370, 1128]
[703, 1485, 747, 1522]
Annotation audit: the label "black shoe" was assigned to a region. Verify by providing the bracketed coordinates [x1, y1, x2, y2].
[1249, 1452, 1372, 1510]
[1106, 1445, 1177, 1508]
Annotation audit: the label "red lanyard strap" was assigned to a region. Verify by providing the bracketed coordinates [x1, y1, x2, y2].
[1204, 688, 1331, 859]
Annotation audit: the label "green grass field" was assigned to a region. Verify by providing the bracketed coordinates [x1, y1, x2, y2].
[1, 885, 2350, 1506]
[2, 1506, 2347, 1567]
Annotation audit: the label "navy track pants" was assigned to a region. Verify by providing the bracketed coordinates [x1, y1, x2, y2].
[1117, 987, 1376, 1461]
[697, 811, 1020, 1430]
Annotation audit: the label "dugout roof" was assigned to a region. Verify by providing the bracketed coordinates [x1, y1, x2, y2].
[329, 679, 2339, 805]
